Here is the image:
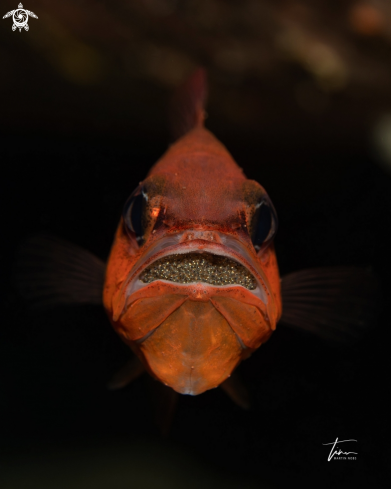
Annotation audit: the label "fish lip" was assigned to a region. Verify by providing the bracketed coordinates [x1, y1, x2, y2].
[122, 234, 270, 304]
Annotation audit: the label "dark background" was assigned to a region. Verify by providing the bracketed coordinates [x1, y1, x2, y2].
[1, 1, 391, 488]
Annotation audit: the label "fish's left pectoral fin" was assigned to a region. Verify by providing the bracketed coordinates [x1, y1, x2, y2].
[280, 267, 380, 344]
[107, 355, 145, 390]
[14, 234, 106, 309]
[220, 370, 252, 410]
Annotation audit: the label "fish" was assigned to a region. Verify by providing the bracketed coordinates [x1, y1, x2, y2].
[15, 69, 378, 416]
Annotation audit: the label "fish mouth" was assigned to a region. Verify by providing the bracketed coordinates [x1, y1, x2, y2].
[139, 251, 257, 290]
[120, 234, 270, 310]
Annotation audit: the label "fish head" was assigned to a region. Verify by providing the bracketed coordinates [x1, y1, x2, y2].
[103, 126, 282, 395]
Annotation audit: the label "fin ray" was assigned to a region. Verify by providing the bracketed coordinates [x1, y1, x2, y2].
[15, 235, 105, 308]
[280, 267, 379, 343]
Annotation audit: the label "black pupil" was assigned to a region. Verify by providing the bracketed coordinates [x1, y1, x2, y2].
[251, 203, 272, 250]
[124, 192, 145, 241]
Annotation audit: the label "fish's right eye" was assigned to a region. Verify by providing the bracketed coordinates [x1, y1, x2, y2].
[250, 198, 278, 252]
[122, 187, 147, 244]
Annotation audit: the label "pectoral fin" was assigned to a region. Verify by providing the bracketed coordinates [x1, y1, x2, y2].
[280, 267, 380, 343]
[14, 234, 105, 308]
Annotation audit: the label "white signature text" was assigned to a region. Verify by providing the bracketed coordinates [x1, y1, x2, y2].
[322, 437, 358, 461]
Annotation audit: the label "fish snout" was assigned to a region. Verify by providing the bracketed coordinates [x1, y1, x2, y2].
[179, 230, 223, 244]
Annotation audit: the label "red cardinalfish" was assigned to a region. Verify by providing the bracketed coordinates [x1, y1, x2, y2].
[103, 69, 281, 396]
[16, 69, 378, 413]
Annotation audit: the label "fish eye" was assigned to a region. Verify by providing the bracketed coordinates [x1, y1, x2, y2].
[122, 186, 147, 244]
[250, 199, 278, 251]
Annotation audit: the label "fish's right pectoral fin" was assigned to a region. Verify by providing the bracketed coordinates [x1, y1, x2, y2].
[280, 267, 380, 345]
[14, 234, 106, 309]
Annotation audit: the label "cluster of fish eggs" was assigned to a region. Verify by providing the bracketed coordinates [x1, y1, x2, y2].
[140, 252, 256, 290]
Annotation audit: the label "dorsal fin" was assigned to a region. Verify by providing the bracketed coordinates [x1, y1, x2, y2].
[169, 67, 208, 142]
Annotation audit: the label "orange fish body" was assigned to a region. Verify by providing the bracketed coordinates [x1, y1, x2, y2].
[103, 71, 282, 395]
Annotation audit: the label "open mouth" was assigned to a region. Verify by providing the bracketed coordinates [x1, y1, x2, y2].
[139, 251, 257, 290]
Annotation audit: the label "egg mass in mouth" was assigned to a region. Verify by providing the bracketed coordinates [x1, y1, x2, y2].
[139, 252, 257, 289]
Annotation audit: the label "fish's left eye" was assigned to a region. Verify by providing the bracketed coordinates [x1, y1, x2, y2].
[122, 187, 147, 244]
[250, 200, 278, 251]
